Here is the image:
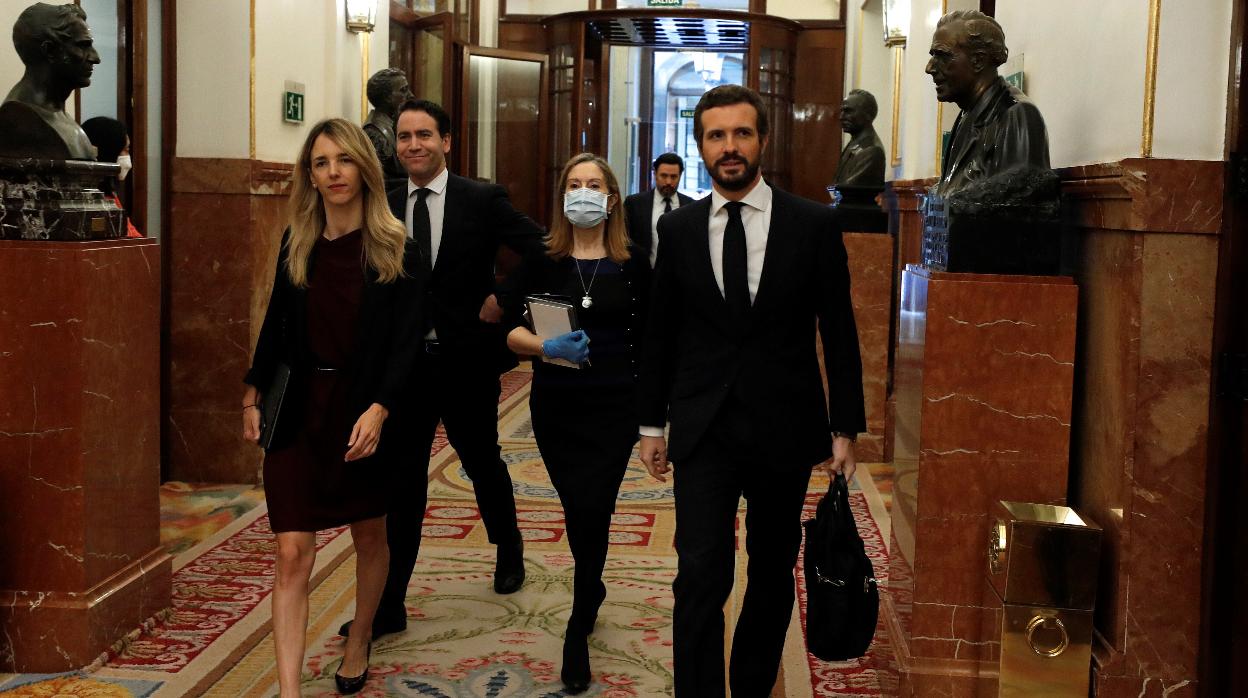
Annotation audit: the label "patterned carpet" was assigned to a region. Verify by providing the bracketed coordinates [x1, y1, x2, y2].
[0, 367, 893, 697]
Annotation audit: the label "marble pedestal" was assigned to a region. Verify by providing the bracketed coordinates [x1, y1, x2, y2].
[882, 265, 1077, 696]
[844, 231, 894, 461]
[0, 238, 171, 671]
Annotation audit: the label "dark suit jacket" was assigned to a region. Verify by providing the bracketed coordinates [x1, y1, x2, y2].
[938, 76, 1050, 196]
[624, 189, 695, 267]
[387, 173, 546, 371]
[244, 230, 426, 449]
[639, 186, 866, 467]
[502, 249, 652, 382]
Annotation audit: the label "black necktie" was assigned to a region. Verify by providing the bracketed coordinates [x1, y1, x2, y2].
[412, 187, 432, 275]
[663, 196, 673, 214]
[722, 201, 750, 321]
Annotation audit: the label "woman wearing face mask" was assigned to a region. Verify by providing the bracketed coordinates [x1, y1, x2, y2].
[505, 153, 650, 694]
[81, 116, 141, 238]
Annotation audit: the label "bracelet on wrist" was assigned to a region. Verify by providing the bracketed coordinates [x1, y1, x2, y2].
[243, 404, 259, 411]
[833, 431, 857, 443]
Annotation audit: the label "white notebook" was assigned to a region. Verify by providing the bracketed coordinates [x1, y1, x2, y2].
[526, 295, 583, 369]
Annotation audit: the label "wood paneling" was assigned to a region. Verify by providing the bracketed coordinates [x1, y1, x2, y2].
[792, 26, 845, 202]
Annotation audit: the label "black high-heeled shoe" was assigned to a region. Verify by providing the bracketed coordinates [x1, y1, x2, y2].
[560, 632, 591, 695]
[334, 641, 371, 695]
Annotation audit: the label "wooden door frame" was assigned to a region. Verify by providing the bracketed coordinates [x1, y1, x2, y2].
[455, 45, 551, 223]
[1200, 0, 1248, 693]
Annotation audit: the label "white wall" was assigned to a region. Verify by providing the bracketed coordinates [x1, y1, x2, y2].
[505, 0, 586, 15]
[177, 0, 250, 158]
[1150, 0, 1232, 161]
[768, 0, 840, 21]
[851, 0, 1234, 182]
[178, 0, 388, 164]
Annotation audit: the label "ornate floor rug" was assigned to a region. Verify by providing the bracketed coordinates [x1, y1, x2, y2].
[0, 368, 892, 697]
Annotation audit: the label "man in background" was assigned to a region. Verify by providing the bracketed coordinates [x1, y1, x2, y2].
[624, 152, 694, 268]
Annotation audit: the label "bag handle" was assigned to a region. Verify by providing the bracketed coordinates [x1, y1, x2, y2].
[829, 472, 856, 537]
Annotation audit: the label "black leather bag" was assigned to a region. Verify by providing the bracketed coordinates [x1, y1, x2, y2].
[802, 472, 879, 661]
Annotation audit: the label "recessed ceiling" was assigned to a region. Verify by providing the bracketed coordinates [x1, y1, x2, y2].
[587, 16, 750, 48]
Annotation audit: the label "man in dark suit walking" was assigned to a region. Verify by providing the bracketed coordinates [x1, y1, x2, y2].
[343, 99, 547, 640]
[638, 85, 866, 697]
[624, 152, 695, 268]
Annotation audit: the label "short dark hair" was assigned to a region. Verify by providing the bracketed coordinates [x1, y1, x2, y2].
[693, 84, 769, 145]
[938, 10, 1008, 68]
[397, 99, 452, 137]
[653, 152, 684, 172]
[366, 68, 406, 110]
[846, 89, 879, 121]
[13, 3, 87, 65]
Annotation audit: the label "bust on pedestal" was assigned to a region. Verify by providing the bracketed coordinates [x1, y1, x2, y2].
[828, 89, 887, 233]
[0, 2, 124, 240]
[0, 3, 168, 673]
[882, 12, 1079, 696]
[922, 10, 1060, 275]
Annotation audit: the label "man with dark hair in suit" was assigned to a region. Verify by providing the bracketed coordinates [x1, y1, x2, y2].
[340, 98, 546, 640]
[624, 152, 695, 267]
[638, 84, 866, 697]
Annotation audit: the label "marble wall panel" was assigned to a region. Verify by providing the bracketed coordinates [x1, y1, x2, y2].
[0, 239, 170, 671]
[844, 232, 894, 461]
[165, 157, 292, 484]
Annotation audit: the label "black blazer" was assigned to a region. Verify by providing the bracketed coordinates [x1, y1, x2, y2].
[387, 173, 546, 371]
[503, 249, 652, 380]
[244, 230, 426, 448]
[638, 186, 866, 466]
[624, 189, 695, 267]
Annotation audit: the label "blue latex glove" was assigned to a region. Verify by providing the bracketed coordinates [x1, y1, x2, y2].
[542, 330, 590, 363]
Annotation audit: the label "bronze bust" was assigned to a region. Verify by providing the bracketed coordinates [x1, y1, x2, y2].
[362, 68, 414, 185]
[0, 3, 100, 159]
[834, 89, 885, 187]
[926, 10, 1049, 197]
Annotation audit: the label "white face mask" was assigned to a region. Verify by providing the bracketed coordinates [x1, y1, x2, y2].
[563, 188, 610, 229]
[116, 154, 132, 181]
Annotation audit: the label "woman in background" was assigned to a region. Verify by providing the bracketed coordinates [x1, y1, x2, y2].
[242, 118, 423, 696]
[505, 153, 650, 694]
[81, 116, 141, 237]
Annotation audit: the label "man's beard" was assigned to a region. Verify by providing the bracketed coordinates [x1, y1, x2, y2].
[657, 184, 677, 198]
[709, 155, 761, 192]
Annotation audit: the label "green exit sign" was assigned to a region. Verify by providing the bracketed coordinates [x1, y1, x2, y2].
[648, 0, 683, 6]
[284, 80, 305, 124]
[679, 108, 695, 118]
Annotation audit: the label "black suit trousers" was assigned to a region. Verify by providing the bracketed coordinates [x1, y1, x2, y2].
[379, 350, 522, 618]
[672, 396, 813, 698]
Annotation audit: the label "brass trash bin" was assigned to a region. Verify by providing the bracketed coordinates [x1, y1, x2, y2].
[986, 501, 1102, 697]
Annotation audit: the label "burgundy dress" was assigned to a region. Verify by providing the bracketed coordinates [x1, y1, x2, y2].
[263, 230, 389, 532]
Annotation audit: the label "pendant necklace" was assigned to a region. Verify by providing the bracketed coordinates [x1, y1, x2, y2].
[573, 256, 603, 309]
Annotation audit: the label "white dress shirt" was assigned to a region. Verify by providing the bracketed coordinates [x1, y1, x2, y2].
[406, 167, 449, 339]
[650, 191, 683, 267]
[707, 179, 772, 302]
[639, 179, 773, 438]
[406, 167, 449, 266]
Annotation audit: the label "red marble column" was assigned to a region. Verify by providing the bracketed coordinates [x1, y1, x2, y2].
[0, 238, 171, 672]
[1060, 159, 1222, 698]
[165, 158, 291, 483]
[844, 232, 895, 461]
[882, 265, 1077, 696]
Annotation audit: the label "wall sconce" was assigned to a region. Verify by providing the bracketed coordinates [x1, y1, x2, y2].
[882, 0, 910, 167]
[882, 0, 910, 48]
[345, 0, 377, 33]
[346, 0, 377, 121]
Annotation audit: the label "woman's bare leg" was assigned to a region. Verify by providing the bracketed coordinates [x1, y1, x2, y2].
[272, 531, 317, 697]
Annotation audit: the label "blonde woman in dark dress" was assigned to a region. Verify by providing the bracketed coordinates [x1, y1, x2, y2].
[242, 118, 423, 696]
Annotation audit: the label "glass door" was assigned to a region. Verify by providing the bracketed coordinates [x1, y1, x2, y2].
[459, 47, 549, 225]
